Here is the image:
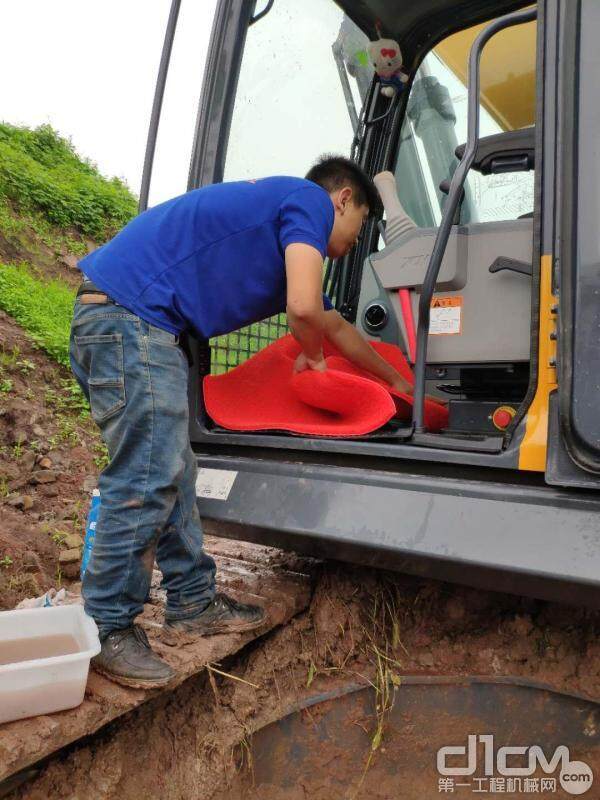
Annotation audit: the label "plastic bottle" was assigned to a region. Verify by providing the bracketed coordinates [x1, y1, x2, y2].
[80, 489, 100, 579]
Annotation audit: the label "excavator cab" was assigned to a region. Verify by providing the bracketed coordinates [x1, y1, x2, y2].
[141, 0, 600, 607]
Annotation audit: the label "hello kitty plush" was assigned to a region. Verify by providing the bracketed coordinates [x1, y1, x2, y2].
[367, 38, 409, 97]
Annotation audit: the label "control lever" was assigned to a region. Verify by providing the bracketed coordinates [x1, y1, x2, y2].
[488, 256, 532, 276]
[374, 171, 418, 362]
[373, 172, 416, 242]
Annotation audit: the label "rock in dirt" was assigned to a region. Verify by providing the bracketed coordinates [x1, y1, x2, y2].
[59, 548, 80, 564]
[83, 475, 97, 493]
[62, 533, 84, 550]
[21, 450, 37, 472]
[30, 469, 59, 484]
[59, 548, 81, 578]
[7, 494, 34, 511]
[38, 456, 53, 470]
[32, 424, 45, 438]
[61, 253, 80, 270]
[12, 429, 28, 445]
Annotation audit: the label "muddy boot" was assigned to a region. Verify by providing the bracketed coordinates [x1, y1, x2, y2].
[92, 625, 176, 689]
[162, 592, 267, 645]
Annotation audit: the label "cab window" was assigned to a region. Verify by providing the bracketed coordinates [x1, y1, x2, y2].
[394, 16, 537, 227]
[223, 0, 370, 181]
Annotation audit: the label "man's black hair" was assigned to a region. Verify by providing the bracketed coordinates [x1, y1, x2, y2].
[305, 154, 382, 217]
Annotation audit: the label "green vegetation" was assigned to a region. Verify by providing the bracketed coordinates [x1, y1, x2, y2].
[0, 262, 75, 366]
[0, 123, 136, 240]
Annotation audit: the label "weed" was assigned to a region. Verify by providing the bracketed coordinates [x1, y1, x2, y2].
[6, 572, 39, 596]
[58, 416, 80, 444]
[235, 733, 255, 783]
[66, 498, 85, 528]
[0, 477, 9, 497]
[51, 531, 67, 546]
[93, 440, 109, 470]
[0, 378, 12, 393]
[12, 441, 23, 459]
[17, 358, 35, 374]
[0, 344, 20, 369]
[0, 555, 13, 569]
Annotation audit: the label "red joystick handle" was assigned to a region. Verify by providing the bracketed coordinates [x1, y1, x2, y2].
[399, 288, 417, 364]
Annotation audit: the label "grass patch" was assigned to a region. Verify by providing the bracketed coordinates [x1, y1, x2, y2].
[0, 123, 137, 240]
[0, 261, 75, 366]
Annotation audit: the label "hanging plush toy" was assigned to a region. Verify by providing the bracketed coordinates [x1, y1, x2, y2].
[367, 38, 409, 98]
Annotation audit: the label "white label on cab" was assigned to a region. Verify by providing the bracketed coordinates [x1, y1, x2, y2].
[195, 468, 238, 501]
[429, 296, 463, 336]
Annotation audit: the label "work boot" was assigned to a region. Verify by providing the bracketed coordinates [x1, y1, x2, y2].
[162, 592, 267, 645]
[92, 625, 176, 689]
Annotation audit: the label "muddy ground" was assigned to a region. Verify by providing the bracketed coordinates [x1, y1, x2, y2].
[1, 310, 600, 799]
[4, 558, 600, 799]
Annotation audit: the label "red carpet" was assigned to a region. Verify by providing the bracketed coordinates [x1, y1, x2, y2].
[203, 335, 448, 437]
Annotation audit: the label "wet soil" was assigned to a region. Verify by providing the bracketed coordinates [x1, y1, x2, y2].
[5, 562, 600, 800]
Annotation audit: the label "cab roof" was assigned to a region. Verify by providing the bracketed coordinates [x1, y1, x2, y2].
[337, 0, 533, 66]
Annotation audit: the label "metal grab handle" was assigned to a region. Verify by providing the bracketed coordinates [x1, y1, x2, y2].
[411, 5, 537, 433]
[250, 0, 274, 26]
[139, 0, 181, 213]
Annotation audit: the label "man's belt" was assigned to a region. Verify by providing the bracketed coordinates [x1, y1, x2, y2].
[77, 279, 112, 304]
[76, 279, 195, 367]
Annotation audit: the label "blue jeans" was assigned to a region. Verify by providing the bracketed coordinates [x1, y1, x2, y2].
[69, 298, 216, 637]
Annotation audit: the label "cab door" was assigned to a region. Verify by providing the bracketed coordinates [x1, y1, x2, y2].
[550, 0, 600, 482]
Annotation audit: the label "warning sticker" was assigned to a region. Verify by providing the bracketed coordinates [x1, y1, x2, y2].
[196, 468, 238, 501]
[429, 296, 463, 336]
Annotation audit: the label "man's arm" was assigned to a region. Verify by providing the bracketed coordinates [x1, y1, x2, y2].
[285, 243, 327, 371]
[323, 309, 412, 393]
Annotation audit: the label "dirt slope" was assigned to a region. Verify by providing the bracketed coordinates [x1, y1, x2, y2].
[0, 308, 101, 608]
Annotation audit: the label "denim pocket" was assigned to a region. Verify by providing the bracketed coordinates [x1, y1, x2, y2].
[73, 333, 126, 423]
[148, 323, 179, 347]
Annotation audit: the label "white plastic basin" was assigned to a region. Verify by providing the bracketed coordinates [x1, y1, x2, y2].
[0, 604, 100, 725]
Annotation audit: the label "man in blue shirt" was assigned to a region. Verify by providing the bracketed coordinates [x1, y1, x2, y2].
[70, 156, 412, 688]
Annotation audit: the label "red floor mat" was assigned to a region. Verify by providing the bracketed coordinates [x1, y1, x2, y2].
[203, 335, 448, 437]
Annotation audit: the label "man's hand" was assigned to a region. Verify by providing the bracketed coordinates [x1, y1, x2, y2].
[294, 352, 327, 373]
[389, 377, 447, 406]
[322, 311, 449, 405]
[391, 376, 412, 394]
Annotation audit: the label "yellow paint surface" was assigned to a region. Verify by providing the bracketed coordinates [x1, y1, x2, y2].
[434, 14, 536, 130]
[518, 256, 557, 472]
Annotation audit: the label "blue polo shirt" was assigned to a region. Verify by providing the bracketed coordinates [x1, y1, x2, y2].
[79, 177, 335, 340]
